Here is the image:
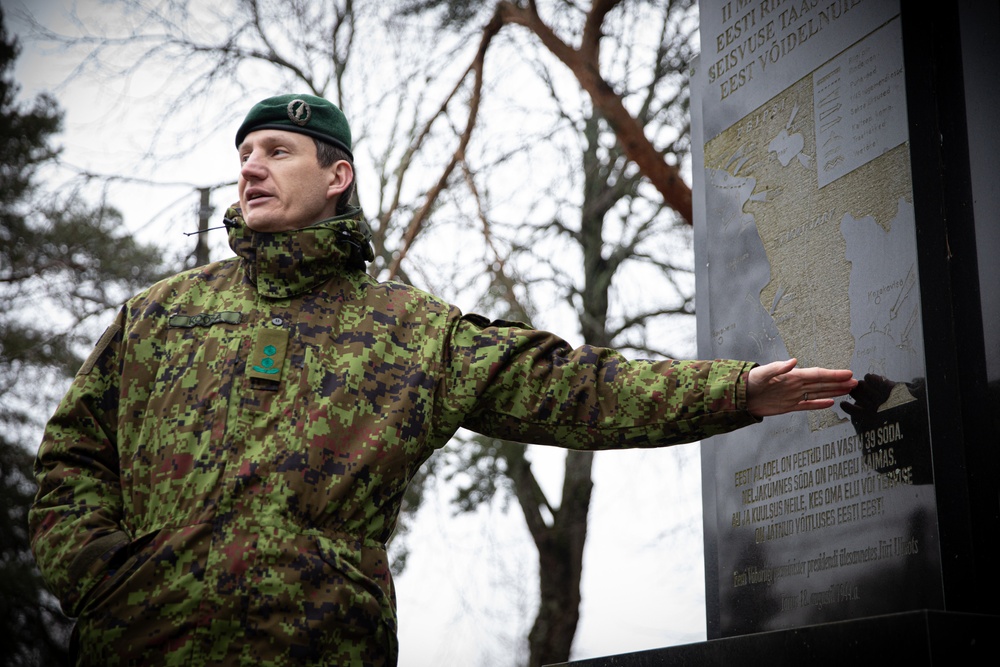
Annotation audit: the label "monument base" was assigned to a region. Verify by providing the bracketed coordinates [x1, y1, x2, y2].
[552, 610, 998, 666]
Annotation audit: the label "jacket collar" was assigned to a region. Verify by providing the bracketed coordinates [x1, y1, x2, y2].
[226, 205, 372, 299]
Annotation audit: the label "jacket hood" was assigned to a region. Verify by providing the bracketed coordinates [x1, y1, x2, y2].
[225, 205, 374, 299]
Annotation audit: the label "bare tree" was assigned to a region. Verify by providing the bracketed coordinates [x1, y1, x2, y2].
[387, 0, 697, 277]
[445, 101, 695, 664]
[393, 2, 699, 662]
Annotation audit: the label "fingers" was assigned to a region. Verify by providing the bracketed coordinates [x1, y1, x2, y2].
[757, 358, 799, 381]
[790, 366, 856, 384]
[799, 379, 858, 398]
[796, 389, 847, 402]
[757, 360, 856, 393]
[786, 365, 858, 397]
[788, 398, 837, 412]
[798, 365, 854, 378]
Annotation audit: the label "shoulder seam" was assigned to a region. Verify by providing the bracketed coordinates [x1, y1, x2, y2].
[78, 322, 122, 376]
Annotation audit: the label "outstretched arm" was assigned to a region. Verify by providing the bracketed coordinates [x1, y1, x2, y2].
[746, 358, 857, 418]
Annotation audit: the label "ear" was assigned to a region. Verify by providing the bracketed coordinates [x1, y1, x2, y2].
[326, 160, 353, 199]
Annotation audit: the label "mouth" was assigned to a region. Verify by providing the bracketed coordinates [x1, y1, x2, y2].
[245, 190, 273, 205]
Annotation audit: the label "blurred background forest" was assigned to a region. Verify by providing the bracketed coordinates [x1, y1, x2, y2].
[1, 1, 708, 665]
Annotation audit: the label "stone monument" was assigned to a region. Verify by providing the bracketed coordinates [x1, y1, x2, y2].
[558, 1, 998, 664]
[694, 0, 998, 640]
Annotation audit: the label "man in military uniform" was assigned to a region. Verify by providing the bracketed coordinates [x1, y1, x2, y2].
[30, 94, 856, 666]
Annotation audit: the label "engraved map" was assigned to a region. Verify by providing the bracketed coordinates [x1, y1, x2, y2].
[702, 19, 922, 430]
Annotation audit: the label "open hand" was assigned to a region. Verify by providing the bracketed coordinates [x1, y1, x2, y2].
[746, 358, 857, 418]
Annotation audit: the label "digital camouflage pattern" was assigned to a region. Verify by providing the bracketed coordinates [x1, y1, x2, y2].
[31, 206, 758, 666]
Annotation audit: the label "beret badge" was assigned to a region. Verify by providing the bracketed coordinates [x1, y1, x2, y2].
[287, 99, 311, 127]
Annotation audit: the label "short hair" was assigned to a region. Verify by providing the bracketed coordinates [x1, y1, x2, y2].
[314, 138, 356, 215]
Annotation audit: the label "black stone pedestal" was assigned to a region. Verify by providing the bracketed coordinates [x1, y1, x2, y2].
[553, 611, 999, 666]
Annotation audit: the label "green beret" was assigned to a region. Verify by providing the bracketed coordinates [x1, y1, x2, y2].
[235, 94, 352, 159]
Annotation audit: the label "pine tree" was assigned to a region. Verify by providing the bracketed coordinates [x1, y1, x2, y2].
[0, 8, 168, 664]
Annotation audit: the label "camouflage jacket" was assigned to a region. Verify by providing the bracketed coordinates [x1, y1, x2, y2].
[31, 207, 758, 666]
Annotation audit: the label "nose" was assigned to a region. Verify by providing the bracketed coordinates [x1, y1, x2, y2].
[240, 151, 267, 180]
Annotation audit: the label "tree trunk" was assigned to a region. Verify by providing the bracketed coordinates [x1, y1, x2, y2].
[524, 111, 620, 665]
[527, 450, 594, 666]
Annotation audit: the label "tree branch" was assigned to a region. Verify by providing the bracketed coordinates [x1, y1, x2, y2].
[386, 11, 504, 279]
[497, 0, 693, 223]
[500, 443, 555, 545]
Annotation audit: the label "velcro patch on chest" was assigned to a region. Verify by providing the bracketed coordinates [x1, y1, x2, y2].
[247, 328, 289, 382]
[168, 311, 242, 328]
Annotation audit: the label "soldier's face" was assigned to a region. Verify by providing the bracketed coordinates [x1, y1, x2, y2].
[238, 130, 340, 232]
